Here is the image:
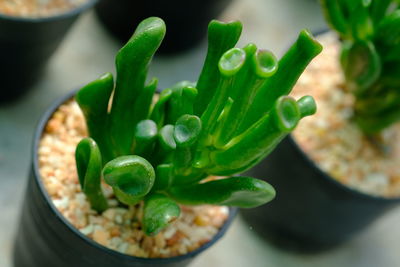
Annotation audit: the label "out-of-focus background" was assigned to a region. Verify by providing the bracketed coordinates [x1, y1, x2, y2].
[1, 0, 400, 266]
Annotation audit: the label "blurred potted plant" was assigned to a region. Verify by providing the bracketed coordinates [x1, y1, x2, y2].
[0, 0, 97, 102]
[13, 17, 321, 266]
[95, 0, 232, 54]
[242, 0, 400, 251]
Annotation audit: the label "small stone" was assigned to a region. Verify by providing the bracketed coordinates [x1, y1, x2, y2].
[93, 229, 110, 246]
[80, 224, 94, 235]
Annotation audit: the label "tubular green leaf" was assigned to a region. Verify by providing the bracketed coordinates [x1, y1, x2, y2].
[103, 155, 155, 205]
[174, 115, 202, 147]
[143, 194, 180, 236]
[150, 89, 173, 128]
[167, 177, 275, 208]
[355, 105, 400, 134]
[76, 73, 114, 162]
[165, 85, 198, 125]
[350, 3, 374, 41]
[75, 138, 108, 213]
[320, 0, 349, 37]
[199, 48, 246, 146]
[215, 46, 279, 146]
[376, 10, 400, 46]
[297, 95, 317, 118]
[209, 96, 300, 175]
[341, 41, 381, 94]
[158, 125, 177, 152]
[195, 20, 243, 116]
[152, 164, 173, 191]
[109, 17, 166, 156]
[238, 30, 322, 133]
[370, 0, 391, 24]
[131, 78, 158, 129]
[134, 120, 158, 157]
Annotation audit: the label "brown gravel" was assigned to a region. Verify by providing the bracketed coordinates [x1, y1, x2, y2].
[291, 32, 400, 198]
[0, 0, 88, 17]
[38, 99, 229, 258]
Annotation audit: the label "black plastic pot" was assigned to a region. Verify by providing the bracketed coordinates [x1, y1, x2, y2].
[95, 0, 231, 54]
[241, 136, 400, 252]
[13, 90, 237, 267]
[0, 1, 97, 102]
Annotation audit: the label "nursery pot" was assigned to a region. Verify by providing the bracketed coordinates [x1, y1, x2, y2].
[95, 0, 231, 54]
[241, 136, 400, 252]
[0, 1, 97, 102]
[13, 90, 237, 267]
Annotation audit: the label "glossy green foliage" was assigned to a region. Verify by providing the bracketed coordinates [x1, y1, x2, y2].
[75, 138, 108, 213]
[75, 17, 321, 234]
[321, 0, 400, 133]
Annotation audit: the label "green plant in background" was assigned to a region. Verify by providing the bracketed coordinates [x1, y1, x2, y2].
[75, 17, 322, 236]
[321, 0, 400, 134]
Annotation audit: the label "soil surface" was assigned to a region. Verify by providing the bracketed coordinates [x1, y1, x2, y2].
[0, 0, 88, 17]
[38, 99, 229, 258]
[291, 32, 400, 198]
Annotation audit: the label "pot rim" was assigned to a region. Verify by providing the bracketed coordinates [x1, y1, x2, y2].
[0, 0, 98, 23]
[289, 29, 400, 203]
[31, 89, 238, 264]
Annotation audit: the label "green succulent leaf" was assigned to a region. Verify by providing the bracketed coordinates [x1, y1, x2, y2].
[150, 88, 173, 128]
[341, 41, 381, 93]
[195, 20, 243, 116]
[239, 29, 322, 133]
[209, 96, 301, 175]
[350, 2, 374, 41]
[297, 95, 317, 118]
[76, 73, 114, 163]
[109, 17, 166, 156]
[168, 177, 275, 208]
[215, 46, 279, 147]
[320, 0, 349, 37]
[376, 10, 400, 46]
[75, 138, 108, 213]
[165, 84, 198, 125]
[134, 120, 158, 157]
[152, 164, 173, 191]
[174, 115, 202, 147]
[103, 155, 155, 205]
[158, 125, 177, 152]
[143, 194, 181, 236]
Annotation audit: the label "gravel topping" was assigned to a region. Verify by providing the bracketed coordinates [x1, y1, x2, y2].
[0, 0, 88, 17]
[291, 32, 400, 198]
[38, 100, 229, 258]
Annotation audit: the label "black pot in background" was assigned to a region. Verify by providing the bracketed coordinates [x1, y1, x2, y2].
[241, 136, 400, 252]
[95, 0, 232, 54]
[13, 90, 237, 267]
[0, 1, 97, 102]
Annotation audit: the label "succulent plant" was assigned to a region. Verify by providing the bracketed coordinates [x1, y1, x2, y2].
[320, 0, 400, 134]
[75, 17, 322, 236]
